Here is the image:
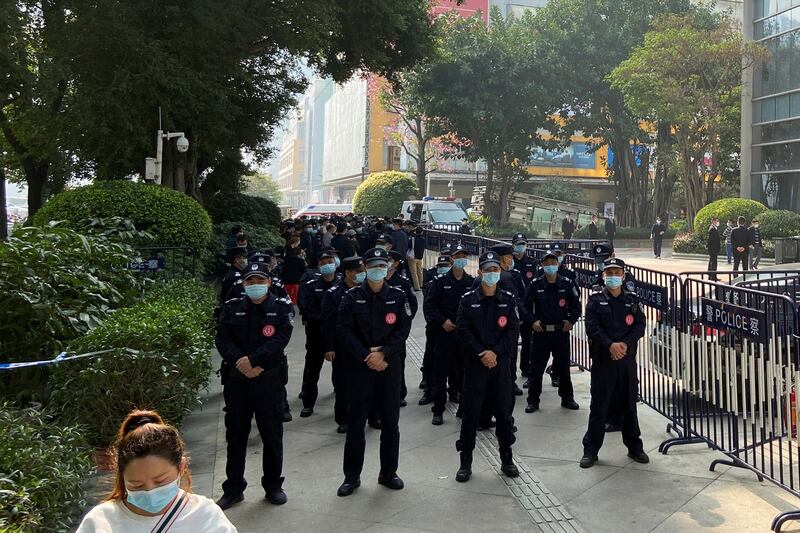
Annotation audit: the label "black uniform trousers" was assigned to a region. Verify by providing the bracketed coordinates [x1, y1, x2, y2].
[519, 322, 533, 376]
[707, 252, 719, 280]
[528, 331, 573, 405]
[301, 320, 325, 409]
[344, 357, 402, 480]
[653, 237, 663, 257]
[582, 356, 643, 456]
[331, 355, 349, 426]
[431, 329, 463, 415]
[457, 357, 516, 454]
[222, 374, 284, 495]
[733, 250, 749, 272]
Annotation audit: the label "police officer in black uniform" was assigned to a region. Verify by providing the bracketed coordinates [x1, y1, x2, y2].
[419, 252, 453, 405]
[220, 246, 248, 305]
[523, 250, 581, 413]
[473, 243, 527, 397]
[512, 233, 538, 380]
[539, 242, 579, 389]
[215, 262, 294, 509]
[455, 251, 520, 482]
[336, 248, 413, 497]
[424, 244, 474, 425]
[321, 256, 366, 433]
[297, 251, 341, 417]
[580, 258, 648, 468]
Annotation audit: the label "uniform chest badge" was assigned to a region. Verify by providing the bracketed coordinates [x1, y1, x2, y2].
[385, 312, 397, 325]
[559, 298, 566, 308]
[498, 316, 508, 328]
[625, 315, 634, 326]
[526, 272, 533, 279]
[262, 325, 276, 337]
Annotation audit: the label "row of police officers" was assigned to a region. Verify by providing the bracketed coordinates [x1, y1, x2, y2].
[212, 231, 649, 510]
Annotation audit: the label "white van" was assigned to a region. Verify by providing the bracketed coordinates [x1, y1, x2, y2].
[400, 197, 469, 231]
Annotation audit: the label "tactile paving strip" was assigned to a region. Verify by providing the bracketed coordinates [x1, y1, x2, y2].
[407, 336, 586, 533]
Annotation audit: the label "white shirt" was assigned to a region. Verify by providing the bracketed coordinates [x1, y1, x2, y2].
[77, 492, 237, 533]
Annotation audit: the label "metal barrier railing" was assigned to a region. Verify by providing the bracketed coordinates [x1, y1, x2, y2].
[422, 229, 800, 531]
[133, 246, 197, 280]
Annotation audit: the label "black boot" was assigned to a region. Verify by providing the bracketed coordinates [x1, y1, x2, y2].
[455, 451, 472, 482]
[500, 449, 519, 478]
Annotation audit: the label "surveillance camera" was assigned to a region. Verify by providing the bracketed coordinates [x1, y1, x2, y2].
[176, 135, 189, 153]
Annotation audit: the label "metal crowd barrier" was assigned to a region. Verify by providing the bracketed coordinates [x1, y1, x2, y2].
[421, 229, 800, 532]
[133, 246, 197, 280]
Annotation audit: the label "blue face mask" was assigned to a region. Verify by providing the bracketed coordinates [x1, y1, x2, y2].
[453, 258, 468, 270]
[126, 478, 180, 514]
[437, 266, 451, 276]
[509, 259, 515, 271]
[320, 263, 336, 275]
[605, 275, 623, 289]
[376, 245, 387, 250]
[334, 257, 341, 268]
[305, 227, 314, 234]
[557, 256, 564, 265]
[355, 271, 367, 284]
[244, 284, 269, 300]
[543, 265, 559, 277]
[482, 272, 501, 286]
[367, 267, 388, 282]
[513, 244, 525, 254]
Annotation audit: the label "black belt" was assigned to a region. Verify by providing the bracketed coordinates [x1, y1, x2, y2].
[542, 324, 565, 332]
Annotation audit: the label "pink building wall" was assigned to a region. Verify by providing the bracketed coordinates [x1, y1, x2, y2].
[430, 0, 489, 22]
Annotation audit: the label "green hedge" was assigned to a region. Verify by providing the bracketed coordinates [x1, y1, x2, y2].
[32, 181, 212, 251]
[758, 209, 800, 239]
[205, 192, 281, 228]
[49, 280, 215, 447]
[352, 171, 419, 216]
[0, 405, 92, 532]
[0, 225, 144, 407]
[202, 221, 284, 276]
[694, 198, 767, 234]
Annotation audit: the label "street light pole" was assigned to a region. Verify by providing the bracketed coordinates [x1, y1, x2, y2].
[0, 162, 7, 241]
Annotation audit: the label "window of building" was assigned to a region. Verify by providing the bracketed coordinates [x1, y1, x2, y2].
[387, 145, 402, 171]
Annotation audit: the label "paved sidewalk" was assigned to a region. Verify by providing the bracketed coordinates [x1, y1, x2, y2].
[181, 298, 800, 533]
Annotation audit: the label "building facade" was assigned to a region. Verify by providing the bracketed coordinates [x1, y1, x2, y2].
[742, 0, 800, 211]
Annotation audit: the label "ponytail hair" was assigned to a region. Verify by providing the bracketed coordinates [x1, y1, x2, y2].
[107, 409, 192, 501]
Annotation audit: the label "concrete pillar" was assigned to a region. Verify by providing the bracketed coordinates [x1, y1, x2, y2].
[740, 0, 754, 199]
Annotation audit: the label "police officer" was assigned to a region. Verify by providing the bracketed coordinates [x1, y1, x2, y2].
[454, 251, 520, 482]
[473, 243, 527, 397]
[580, 258, 648, 468]
[297, 251, 341, 417]
[220, 246, 248, 305]
[321, 256, 366, 433]
[215, 262, 294, 509]
[523, 251, 581, 413]
[539, 242, 579, 389]
[336, 248, 413, 497]
[227, 251, 289, 301]
[419, 252, 453, 405]
[424, 244, 474, 425]
[512, 233, 538, 380]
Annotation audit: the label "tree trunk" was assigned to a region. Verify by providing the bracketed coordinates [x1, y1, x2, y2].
[415, 118, 427, 194]
[497, 158, 511, 225]
[484, 157, 497, 220]
[25, 163, 48, 217]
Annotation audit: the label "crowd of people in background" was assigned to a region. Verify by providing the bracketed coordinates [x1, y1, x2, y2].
[710, 215, 763, 274]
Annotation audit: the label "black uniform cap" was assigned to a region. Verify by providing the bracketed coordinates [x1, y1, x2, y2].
[318, 250, 337, 260]
[387, 250, 404, 262]
[342, 256, 364, 271]
[593, 242, 614, 257]
[248, 251, 273, 263]
[549, 242, 565, 253]
[242, 262, 272, 280]
[452, 243, 469, 256]
[602, 257, 626, 271]
[226, 246, 249, 260]
[490, 243, 513, 256]
[374, 234, 390, 244]
[363, 247, 389, 266]
[512, 233, 527, 245]
[436, 255, 452, 266]
[479, 251, 502, 269]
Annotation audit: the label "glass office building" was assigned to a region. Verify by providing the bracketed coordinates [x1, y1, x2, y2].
[744, 0, 800, 210]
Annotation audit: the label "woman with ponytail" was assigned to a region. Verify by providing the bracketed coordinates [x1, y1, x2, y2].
[77, 410, 237, 532]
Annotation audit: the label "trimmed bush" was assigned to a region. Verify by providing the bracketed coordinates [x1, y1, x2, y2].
[49, 280, 215, 447]
[32, 181, 212, 251]
[670, 219, 688, 233]
[757, 210, 800, 239]
[205, 192, 281, 228]
[202, 221, 284, 276]
[352, 171, 419, 216]
[0, 405, 93, 532]
[694, 198, 767, 234]
[672, 231, 709, 254]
